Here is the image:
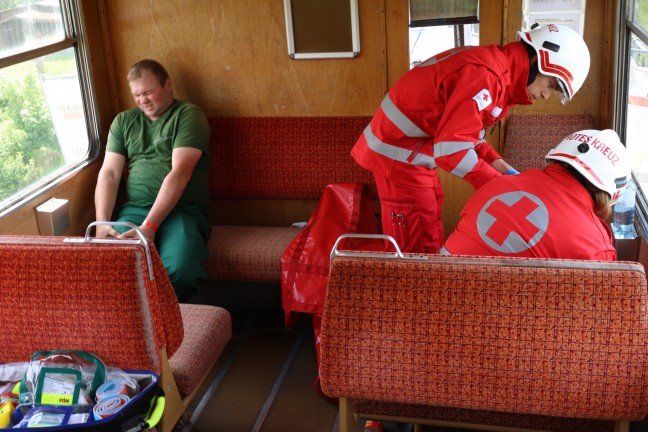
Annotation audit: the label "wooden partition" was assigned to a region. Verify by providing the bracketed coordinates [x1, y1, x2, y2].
[101, 0, 389, 117]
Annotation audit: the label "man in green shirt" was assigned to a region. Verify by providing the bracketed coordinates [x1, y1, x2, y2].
[94, 59, 211, 301]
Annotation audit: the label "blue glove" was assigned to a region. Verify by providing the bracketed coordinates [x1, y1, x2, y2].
[504, 168, 520, 175]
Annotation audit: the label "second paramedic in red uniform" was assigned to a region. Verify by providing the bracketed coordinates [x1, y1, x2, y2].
[440, 129, 631, 261]
[352, 23, 590, 253]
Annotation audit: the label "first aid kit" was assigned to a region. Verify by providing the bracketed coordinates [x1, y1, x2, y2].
[0, 350, 164, 431]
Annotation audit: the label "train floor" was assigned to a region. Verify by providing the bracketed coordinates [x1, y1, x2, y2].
[173, 290, 466, 432]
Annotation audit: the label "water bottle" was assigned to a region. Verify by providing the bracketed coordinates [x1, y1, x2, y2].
[613, 181, 637, 239]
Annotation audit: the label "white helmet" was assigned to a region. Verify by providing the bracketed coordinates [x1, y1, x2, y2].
[545, 129, 631, 205]
[518, 24, 590, 104]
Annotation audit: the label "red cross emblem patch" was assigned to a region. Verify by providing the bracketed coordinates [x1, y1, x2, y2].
[476, 192, 549, 253]
[473, 88, 492, 111]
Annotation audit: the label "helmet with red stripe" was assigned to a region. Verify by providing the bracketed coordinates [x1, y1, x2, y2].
[545, 129, 631, 205]
[518, 24, 590, 105]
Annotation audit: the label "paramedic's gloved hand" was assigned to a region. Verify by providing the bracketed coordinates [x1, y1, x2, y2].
[491, 158, 517, 176]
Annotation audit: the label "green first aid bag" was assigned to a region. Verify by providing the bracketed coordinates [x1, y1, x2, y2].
[19, 350, 106, 406]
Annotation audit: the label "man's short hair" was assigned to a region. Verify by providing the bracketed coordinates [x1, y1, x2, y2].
[127, 59, 169, 86]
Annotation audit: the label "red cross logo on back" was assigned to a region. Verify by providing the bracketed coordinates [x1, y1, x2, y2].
[485, 196, 540, 245]
[476, 191, 549, 253]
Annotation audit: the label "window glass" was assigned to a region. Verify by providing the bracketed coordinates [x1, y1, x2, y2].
[0, 1, 94, 212]
[0, 0, 65, 60]
[625, 33, 648, 190]
[408, 0, 479, 68]
[633, 0, 648, 33]
[410, 24, 479, 68]
[0, 48, 88, 203]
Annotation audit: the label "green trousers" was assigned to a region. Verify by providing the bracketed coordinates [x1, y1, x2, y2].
[114, 204, 210, 302]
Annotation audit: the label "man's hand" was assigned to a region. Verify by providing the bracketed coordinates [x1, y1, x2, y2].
[119, 225, 156, 241]
[96, 224, 120, 238]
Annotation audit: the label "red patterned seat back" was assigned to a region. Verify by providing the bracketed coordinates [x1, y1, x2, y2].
[320, 254, 648, 423]
[209, 116, 377, 199]
[0, 235, 183, 374]
[503, 114, 595, 172]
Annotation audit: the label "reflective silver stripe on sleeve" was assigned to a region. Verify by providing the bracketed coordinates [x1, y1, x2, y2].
[417, 47, 472, 67]
[438, 246, 451, 255]
[477, 130, 487, 146]
[433, 141, 475, 157]
[417, 57, 438, 67]
[449, 150, 479, 178]
[364, 126, 436, 169]
[380, 95, 428, 138]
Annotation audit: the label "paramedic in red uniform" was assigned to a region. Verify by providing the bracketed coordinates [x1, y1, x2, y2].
[440, 129, 631, 260]
[351, 23, 591, 253]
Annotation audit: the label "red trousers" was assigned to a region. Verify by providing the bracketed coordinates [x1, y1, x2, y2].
[374, 172, 444, 253]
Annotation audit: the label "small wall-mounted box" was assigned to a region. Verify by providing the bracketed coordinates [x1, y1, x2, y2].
[36, 198, 70, 236]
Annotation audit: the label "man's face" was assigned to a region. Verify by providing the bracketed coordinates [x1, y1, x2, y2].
[129, 71, 173, 121]
[526, 73, 566, 103]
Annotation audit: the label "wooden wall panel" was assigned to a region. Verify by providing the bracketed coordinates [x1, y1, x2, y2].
[104, 0, 388, 117]
[385, 0, 409, 88]
[0, 164, 100, 236]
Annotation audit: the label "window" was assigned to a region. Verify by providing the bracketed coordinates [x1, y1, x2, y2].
[0, 0, 97, 215]
[409, 0, 479, 68]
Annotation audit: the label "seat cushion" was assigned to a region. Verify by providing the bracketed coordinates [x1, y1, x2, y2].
[169, 304, 232, 398]
[207, 225, 301, 281]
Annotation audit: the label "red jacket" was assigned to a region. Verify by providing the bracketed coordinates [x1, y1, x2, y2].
[352, 42, 533, 189]
[443, 164, 616, 261]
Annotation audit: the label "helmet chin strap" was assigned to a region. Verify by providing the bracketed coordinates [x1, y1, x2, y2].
[527, 59, 539, 86]
[555, 79, 571, 105]
[557, 79, 570, 97]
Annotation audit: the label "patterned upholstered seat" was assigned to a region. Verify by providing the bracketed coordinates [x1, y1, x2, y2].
[0, 235, 231, 431]
[503, 114, 595, 172]
[207, 116, 375, 282]
[207, 225, 302, 281]
[320, 252, 648, 432]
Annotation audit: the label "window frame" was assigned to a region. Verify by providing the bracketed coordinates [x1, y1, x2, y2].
[0, 0, 100, 217]
[613, 1, 648, 236]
